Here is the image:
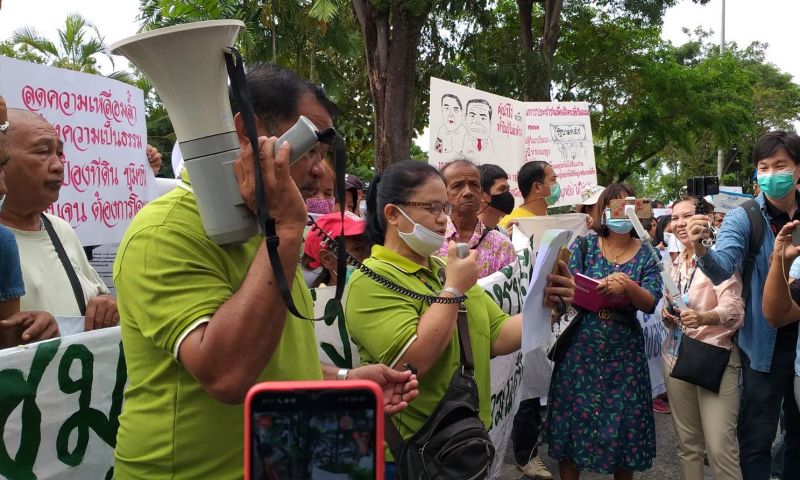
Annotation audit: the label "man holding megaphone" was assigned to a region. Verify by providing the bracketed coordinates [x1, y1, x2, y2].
[112, 59, 418, 478]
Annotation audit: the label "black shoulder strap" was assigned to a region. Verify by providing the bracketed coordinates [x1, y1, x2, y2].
[41, 214, 86, 315]
[224, 47, 345, 322]
[740, 199, 765, 301]
[456, 305, 474, 372]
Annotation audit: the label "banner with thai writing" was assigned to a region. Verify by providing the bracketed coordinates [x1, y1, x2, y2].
[428, 77, 597, 206]
[0, 328, 125, 480]
[639, 300, 668, 398]
[0, 56, 155, 246]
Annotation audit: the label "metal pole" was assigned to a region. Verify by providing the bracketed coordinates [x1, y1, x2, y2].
[717, 0, 726, 178]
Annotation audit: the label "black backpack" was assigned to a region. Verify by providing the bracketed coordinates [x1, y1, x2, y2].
[739, 199, 765, 300]
[384, 306, 495, 479]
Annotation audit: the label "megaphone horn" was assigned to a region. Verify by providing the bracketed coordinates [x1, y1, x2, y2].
[112, 20, 255, 245]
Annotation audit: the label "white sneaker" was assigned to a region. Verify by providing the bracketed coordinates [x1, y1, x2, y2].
[518, 455, 553, 479]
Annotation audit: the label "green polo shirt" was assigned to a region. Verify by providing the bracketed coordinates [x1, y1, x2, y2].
[113, 183, 321, 480]
[344, 245, 509, 445]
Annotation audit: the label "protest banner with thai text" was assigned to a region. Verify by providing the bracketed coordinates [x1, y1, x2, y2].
[0, 56, 155, 246]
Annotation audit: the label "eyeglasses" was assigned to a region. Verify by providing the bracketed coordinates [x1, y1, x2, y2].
[399, 201, 453, 216]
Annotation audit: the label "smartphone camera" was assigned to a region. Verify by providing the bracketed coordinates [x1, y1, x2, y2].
[686, 176, 719, 215]
[245, 380, 382, 480]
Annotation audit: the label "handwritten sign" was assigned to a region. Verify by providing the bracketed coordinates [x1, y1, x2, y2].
[0, 56, 155, 246]
[428, 78, 597, 206]
[712, 191, 752, 214]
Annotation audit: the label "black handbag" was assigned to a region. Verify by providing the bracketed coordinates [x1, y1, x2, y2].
[669, 332, 730, 393]
[384, 305, 495, 479]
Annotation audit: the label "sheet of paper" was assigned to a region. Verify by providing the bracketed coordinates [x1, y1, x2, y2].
[516, 213, 590, 252]
[521, 229, 573, 354]
[55, 315, 85, 337]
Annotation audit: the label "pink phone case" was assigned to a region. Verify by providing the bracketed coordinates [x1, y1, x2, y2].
[244, 380, 384, 480]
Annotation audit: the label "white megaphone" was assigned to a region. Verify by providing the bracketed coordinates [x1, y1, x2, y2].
[112, 20, 322, 245]
[111, 20, 253, 244]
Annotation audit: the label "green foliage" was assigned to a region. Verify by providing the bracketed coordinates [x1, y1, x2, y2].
[5, 13, 132, 81]
[138, 0, 375, 175]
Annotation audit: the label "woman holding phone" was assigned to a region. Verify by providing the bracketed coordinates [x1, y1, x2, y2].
[661, 196, 744, 480]
[344, 160, 574, 479]
[544, 183, 662, 480]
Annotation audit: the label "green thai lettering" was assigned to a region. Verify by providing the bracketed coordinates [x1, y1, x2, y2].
[0, 339, 61, 480]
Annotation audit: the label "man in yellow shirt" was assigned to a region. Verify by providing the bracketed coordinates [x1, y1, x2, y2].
[113, 64, 417, 479]
[499, 160, 560, 229]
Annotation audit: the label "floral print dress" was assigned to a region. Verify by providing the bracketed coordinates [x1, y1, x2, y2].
[544, 234, 662, 473]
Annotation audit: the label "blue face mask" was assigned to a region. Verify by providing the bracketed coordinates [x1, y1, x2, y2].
[757, 169, 796, 199]
[604, 208, 633, 234]
[344, 265, 357, 284]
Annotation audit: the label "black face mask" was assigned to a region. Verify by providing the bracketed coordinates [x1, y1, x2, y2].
[488, 191, 515, 215]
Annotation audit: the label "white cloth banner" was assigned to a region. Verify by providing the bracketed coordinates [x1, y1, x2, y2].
[428, 77, 598, 206]
[0, 56, 155, 246]
[0, 248, 533, 480]
[0, 328, 125, 480]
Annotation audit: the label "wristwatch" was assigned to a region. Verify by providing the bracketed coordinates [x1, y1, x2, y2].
[336, 368, 349, 380]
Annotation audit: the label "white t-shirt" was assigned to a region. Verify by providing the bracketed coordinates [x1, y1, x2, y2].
[10, 213, 109, 315]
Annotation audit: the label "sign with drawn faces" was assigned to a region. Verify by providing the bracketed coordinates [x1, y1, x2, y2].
[429, 77, 598, 207]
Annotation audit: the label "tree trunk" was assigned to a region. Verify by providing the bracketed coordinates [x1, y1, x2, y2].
[518, 0, 563, 101]
[352, 0, 427, 172]
[271, 0, 277, 62]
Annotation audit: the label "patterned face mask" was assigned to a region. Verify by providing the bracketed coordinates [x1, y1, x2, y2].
[306, 198, 334, 215]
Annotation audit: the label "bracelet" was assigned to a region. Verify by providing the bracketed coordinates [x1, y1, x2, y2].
[441, 286, 464, 299]
[336, 368, 349, 380]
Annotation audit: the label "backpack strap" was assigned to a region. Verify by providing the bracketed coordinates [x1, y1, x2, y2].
[740, 199, 765, 301]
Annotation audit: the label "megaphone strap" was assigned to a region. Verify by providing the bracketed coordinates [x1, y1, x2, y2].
[224, 48, 346, 323]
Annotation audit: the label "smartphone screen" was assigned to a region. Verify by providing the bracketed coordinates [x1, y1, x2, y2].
[249, 387, 378, 480]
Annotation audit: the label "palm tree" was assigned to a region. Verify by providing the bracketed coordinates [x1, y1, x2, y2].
[10, 13, 134, 83]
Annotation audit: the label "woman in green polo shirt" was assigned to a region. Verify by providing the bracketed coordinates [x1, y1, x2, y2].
[344, 160, 574, 479]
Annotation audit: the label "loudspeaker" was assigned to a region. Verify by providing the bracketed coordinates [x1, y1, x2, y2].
[111, 20, 255, 244]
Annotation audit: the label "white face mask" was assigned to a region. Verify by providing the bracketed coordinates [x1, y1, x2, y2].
[395, 207, 445, 257]
[0, 194, 4, 213]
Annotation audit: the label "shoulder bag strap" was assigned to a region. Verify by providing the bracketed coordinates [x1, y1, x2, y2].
[740, 199, 765, 301]
[41, 214, 86, 315]
[456, 304, 475, 372]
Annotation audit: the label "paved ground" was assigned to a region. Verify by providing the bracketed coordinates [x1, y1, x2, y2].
[498, 410, 713, 479]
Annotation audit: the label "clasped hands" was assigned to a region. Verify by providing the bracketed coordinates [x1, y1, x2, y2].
[597, 272, 631, 296]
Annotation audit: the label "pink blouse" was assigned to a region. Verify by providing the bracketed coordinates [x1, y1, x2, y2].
[434, 217, 517, 278]
[664, 252, 744, 355]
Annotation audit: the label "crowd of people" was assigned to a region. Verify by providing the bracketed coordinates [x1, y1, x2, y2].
[3, 59, 800, 480]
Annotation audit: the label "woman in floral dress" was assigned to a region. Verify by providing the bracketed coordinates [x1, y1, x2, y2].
[545, 183, 662, 479]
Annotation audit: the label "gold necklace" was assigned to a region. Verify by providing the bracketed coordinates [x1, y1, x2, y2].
[602, 237, 630, 264]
